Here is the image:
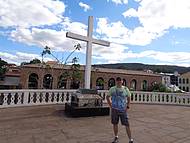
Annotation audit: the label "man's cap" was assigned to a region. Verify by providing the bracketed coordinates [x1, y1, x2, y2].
[116, 77, 122, 81]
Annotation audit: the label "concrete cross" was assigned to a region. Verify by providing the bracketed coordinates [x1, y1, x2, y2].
[66, 16, 110, 89]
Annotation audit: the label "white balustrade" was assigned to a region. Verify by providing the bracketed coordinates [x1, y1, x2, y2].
[0, 89, 76, 108]
[0, 90, 190, 108]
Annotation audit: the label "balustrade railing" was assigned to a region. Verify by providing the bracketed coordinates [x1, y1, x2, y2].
[0, 89, 76, 108]
[0, 90, 189, 108]
[130, 91, 190, 105]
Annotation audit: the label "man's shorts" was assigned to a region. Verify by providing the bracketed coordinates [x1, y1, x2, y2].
[111, 108, 129, 126]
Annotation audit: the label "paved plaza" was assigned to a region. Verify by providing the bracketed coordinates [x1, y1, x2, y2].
[0, 104, 189, 143]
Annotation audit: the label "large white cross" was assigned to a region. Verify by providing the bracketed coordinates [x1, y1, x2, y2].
[66, 16, 110, 89]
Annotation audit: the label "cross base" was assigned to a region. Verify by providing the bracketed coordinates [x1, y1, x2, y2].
[65, 103, 110, 117]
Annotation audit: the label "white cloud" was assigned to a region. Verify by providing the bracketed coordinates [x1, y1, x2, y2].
[96, 18, 160, 46]
[97, 0, 190, 46]
[92, 47, 190, 65]
[92, 43, 129, 63]
[80, 47, 190, 65]
[124, 50, 190, 66]
[10, 26, 87, 52]
[61, 18, 87, 35]
[107, 0, 128, 5]
[0, 0, 65, 28]
[79, 2, 91, 12]
[122, 0, 190, 44]
[0, 52, 52, 65]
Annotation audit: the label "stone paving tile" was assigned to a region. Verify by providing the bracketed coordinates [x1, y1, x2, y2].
[0, 104, 189, 143]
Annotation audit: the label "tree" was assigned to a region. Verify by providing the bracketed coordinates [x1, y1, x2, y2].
[41, 44, 82, 89]
[70, 58, 82, 89]
[64, 43, 81, 64]
[21, 58, 41, 66]
[29, 58, 41, 64]
[41, 46, 59, 63]
[149, 83, 171, 92]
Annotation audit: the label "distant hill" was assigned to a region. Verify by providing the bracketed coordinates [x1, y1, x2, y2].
[93, 63, 190, 74]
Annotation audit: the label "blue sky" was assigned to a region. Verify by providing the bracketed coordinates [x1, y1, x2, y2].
[1, 0, 190, 67]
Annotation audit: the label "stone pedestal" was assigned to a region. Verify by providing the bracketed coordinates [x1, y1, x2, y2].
[65, 103, 110, 117]
[65, 88, 110, 117]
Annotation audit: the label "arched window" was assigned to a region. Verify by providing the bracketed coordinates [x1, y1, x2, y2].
[122, 79, 127, 86]
[58, 73, 68, 89]
[96, 77, 104, 90]
[179, 78, 181, 84]
[130, 79, 137, 90]
[183, 78, 185, 84]
[28, 73, 38, 89]
[43, 74, 53, 89]
[186, 87, 189, 92]
[108, 78, 115, 89]
[186, 78, 189, 84]
[70, 81, 80, 89]
[141, 80, 148, 91]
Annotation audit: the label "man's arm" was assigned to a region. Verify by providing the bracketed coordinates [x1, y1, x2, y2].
[127, 96, 131, 109]
[106, 88, 113, 108]
[125, 87, 131, 110]
[106, 95, 112, 108]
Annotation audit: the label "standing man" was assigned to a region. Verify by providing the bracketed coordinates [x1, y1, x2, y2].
[106, 77, 133, 143]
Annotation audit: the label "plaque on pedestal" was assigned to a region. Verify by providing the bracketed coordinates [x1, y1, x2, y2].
[65, 89, 110, 117]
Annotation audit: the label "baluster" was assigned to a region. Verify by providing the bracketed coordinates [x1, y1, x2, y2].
[68, 92, 72, 103]
[9, 93, 14, 106]
[142, 94, 145, 102]
[164, 94, 167, 103]
[168, 94, 172, 104]
[41, 92, 46, 103]
[146, 93, 149, 103]
[17, 92, 23, 105]
[65, 92, 70, 103]
[139, 93, 141, 102]
[59, 92, 65, 103]
[62, 92, 66, 103]
[177, 96, 180, 105]
[3, 93, 8, 106]
[30, 92, 35, 105]
[153, 93, 157, 103]
[183, 97, 186, 105]
[135, 93, 140, 102]
[48, 92, 54, 103]
[35, 92, 41, 104]
[170, 95, 173, 104]
[54, 92, 59, 103]
[148, 93, 151, 103]
[24, 91, 29, 105]
[161, 95, 165, 103]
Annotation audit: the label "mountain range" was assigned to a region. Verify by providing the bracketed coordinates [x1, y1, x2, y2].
[93, 63, 190, 74]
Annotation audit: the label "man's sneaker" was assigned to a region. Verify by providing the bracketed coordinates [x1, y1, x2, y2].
[112, 137, 119, 143]
[129, 139, 134, 143]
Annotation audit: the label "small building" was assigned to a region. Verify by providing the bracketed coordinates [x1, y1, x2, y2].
[170, 71, 180, 86]
[178, 72, 190, 92]
[159, 71, 180, 87]
[159, 72, 172, 86]
[0, 65, 21, 89]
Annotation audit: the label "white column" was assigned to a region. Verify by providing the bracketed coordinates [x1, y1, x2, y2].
[85, 16, 93, 89]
